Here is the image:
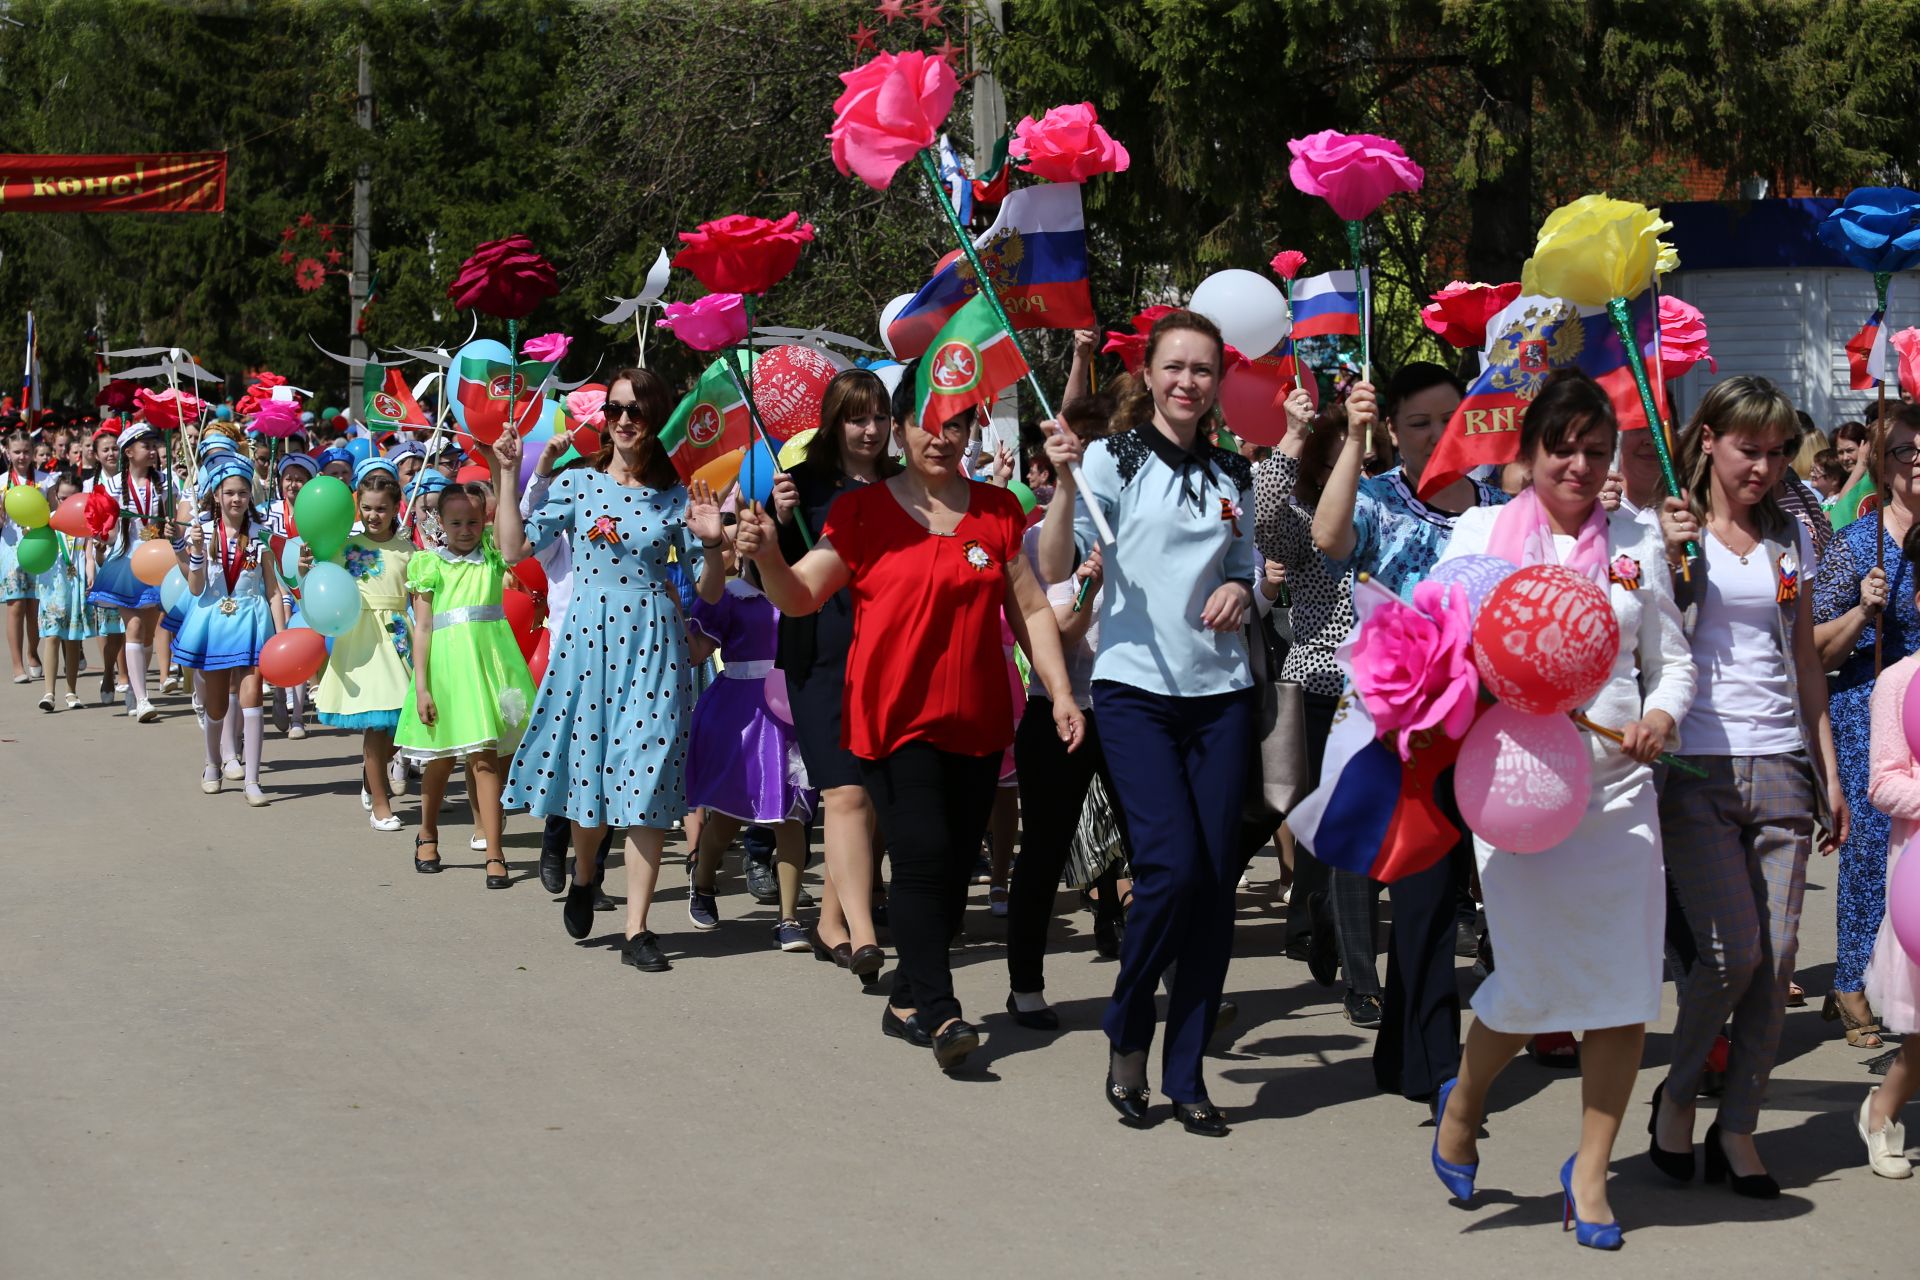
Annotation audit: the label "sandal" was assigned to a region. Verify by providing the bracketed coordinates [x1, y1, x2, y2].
[1786, 981, 1806, 1008]
[1823, 990, 1884, 1049]
[414, 834, 442, 875]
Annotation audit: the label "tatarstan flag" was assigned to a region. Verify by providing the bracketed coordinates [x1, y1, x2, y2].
[363, 366, 431, 431]
[913, 293, 1030, 435]
[658, 353, 755, 482]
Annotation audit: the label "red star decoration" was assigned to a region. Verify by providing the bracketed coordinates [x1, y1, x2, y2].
[326, 248, 343, 267]
[874, 0, 907, 21]
[911, 0, 944, 29]
[279, 250, 295, 265]
[317, 224, 335, 242]
[280, 226, 296, 242]
[848, 22, 879, 52]
[931, 36, 966, 65]
[297, 211, 316, 228]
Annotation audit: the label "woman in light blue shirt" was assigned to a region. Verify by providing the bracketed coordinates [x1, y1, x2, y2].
[1040, 308, 1257, 1137]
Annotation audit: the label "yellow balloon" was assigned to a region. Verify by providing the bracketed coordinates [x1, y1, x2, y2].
[778, 429, 815, 468]
[1521, 194, 1672, 306]
[3, 483, 49, 529]
[691, 447, 746, 496]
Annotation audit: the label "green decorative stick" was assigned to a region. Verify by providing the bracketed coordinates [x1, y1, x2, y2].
[1606, 296, 1696, 565]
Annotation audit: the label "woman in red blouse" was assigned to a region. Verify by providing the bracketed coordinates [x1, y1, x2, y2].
[736, 367, 1084, 1072]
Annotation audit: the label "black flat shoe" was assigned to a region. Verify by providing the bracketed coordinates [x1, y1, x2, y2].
[1175, 1101, 1229, 1137]
[805, 924, 842, 965]
[563, 880, 597, 939]
[538, 846, 566, 895]
[1092, 909, 1121, 959]
[593, 887, 617, 911]
[485, 858, 510, 890]
[848, 944, 885, 982]
[932, 1019, 980, 1070]
[1105, 1071, 1151, 1126]
[621, 931, 671, 972]
[882, 1005, 931, 1047]
[413, 835, 442, 874]
[1647, 1081, 1695, 1182]
[1704, 1122, 1778, 1199]
[1006, 994, 1060, 1031]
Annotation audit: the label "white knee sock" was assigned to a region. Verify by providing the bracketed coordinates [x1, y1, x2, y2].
[222, 693, 240, 761]
[203, 711, 224, 774]
[124, 642, 149, 704]
[242, 707, 264, 787]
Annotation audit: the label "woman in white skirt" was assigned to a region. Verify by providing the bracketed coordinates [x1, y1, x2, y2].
[1428, 369, 1695, 1249]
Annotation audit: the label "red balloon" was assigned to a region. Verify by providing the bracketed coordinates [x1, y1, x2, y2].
[528, 629, 552, 685]
[261, 628, 329, 688]
[502, 588, 542, 660]
[49, 493, 90, 537]
[512, 557, 547, 601]
[750, 344, 836, 441]
[1471, 565, 1620, 715]
[455, 463, 491, 487]
[1218, 354, 1316, 447]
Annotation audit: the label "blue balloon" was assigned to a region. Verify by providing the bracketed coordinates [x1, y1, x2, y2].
[279, 536, 306, 587]
[159, 566, 189, 612]
[212, 404, 235, 422]
[1425, 554, 1516, 618]
[738, 438, 779, 508]
[300, 561, 360, 637]
[447, 338, 516, 433]
[345, 437, 374, 465]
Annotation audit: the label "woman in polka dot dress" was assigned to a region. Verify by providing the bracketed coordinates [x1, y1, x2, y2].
[492, 369, 727, 974]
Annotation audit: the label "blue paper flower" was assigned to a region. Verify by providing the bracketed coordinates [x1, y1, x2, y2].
[1818, 187, 1920, 274]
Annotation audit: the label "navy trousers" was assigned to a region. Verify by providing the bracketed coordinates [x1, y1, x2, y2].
[1094, 681, 1254, 1104]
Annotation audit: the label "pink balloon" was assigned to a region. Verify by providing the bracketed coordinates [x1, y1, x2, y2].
[1453, 704, 1592, 854]
[764, 668, 793, 724]
[1902, 670, 1920, 761]
[1892, 836, 1920, 967]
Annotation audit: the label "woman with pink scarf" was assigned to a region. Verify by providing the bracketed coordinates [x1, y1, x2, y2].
[1426, 369, 1695, 1249]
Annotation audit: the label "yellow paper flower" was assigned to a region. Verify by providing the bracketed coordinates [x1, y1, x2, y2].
[1656, 238, 1680, 277]
[1520, 194, 1673, 305]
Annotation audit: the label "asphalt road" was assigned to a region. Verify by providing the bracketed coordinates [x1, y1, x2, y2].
[1, 685, 1910, 1278]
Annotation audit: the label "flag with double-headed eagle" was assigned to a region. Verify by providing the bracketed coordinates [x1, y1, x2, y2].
[912, 294, 1031, 435]
[1417, 291, 1664, 500]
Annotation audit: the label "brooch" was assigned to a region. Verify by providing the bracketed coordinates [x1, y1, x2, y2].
[1608, 555, 1642, 590]
[1776, 550, 1799, 605]
[585, 515, 622, 548]
[1219, 497, 1243, 537]
[962, 539, 993, 572]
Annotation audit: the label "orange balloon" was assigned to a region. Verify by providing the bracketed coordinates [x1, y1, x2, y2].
[131, 538, 177, 587]
[691, 447, 746, 496]
[48, 493, 90, 537]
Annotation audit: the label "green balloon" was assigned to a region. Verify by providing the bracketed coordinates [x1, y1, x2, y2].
[293, 475, 355, 558]
[1007, 480, 1038, 515]
[15, 525, 57, 575]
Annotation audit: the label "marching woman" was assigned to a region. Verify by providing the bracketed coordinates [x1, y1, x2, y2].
[87, 421, 172, 722]
[1650, 376, 1847, 1198]
[169, 453, 284, 806]
[393, 478, 536, 886]
[1813, 401, 1920, 1049]
[771, 368, 897, 981]
[1428, 369, 1693, 1248]
[738, 361, 1082, 1072]
[310, 459, 415, 832]
[1038, 309, 1258, 1135]
[493, 370, 724, 970]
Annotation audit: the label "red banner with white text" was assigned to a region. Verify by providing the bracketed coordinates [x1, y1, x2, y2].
[0, 152, 227, 214]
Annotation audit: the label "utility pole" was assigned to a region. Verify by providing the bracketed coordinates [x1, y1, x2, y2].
[969, 0, 1018, 457]
[349, 39, 373, 416]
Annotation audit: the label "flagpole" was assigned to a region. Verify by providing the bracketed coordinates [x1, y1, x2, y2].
[714, 342, 814, 548]
[915, 150, 1115, 545]
[1874, 269, 1891, 674]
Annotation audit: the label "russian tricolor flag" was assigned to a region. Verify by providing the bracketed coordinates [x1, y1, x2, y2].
[1289, 270, 1363, 338]
[1848, 308, 1887, 391]
[886, 184, 1096, 361]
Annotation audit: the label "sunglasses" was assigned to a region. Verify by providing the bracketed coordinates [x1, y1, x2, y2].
[603, 402, 647, 422]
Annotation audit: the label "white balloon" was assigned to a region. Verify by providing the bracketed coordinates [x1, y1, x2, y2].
[1189, 269, 1290, 359]
[877, 293, 916, 358]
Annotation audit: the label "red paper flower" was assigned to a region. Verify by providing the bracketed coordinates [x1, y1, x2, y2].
[1270, 250, 1308, 281]
[83, 488, 121, 540]
[447, 234, 560, 320]
[1287, 130, 1424, 221]
[294, 258, 327, 292]
[1652, 294, 1716, 376]
[94, 379, 138, 411]
[1421, 281, 1523, 349]
[1101, 306, 1251, 374]
[237, 371, 295, 417]
[134, 388, 205, 431]
[673, 212, 816, 296]
[828, 50, 958, 191]
[1010, 102, 1130, 184]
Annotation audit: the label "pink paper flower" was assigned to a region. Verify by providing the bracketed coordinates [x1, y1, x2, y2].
[251, 399, 303, 439]
[1286, 130, 1424, 221]
[827, 50, 958, 190]
[1893, 327, 1920, 397]
[564, 386, 607, 428]
[1421, 281, 1523, 349]
[1350, 579, 1479, 759]
[521, 332, 572, 364]
[447, 234, 559, 320]
[134, 387, 205, 432]
[1651, 295, 1716, 376]
[1009, 102, 1130, 184]
[656, 294, 749, 352]
[1270, 250, 1307, 281]
[674, 212, 816, 295]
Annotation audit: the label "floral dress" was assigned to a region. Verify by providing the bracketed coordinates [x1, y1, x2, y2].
[314, 533, 416, 732]
[35, 534, 101, 640]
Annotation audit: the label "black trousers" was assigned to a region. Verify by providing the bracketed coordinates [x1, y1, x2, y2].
[1372, 833, 1469, 1102]
[1007, 700, 1117, 994]
[860, 744, 1001, 1027]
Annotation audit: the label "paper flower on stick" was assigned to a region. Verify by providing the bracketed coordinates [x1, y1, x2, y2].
[1270, 250, 1307, 281]
[1891, 328, 1920, 396]
[1101, 305, 1249, 375]
[236, 371, 295, 417]
[1522, 195, 1672, 306]
[134, 387, 205, 431]
[827, 50, 958, 190]
[251, 399, 303, 438]
[1009, 102, 1130, 184]
[1286, 131, 1424, 221]
[95, 379, 138, 411]
[1818, 187, 1920, 275]
[673, 212, 816, 295]
[83, 489, 121, 541]
[447, 234, 560, 319]
[565, 386, 607, 429]
[1350, 580, 1479, 760]
[1421, 282, 1523, 349]
[520, 332, 572, 364]
[1652, 295, 1716, 376]
[656, 294, 749, 352]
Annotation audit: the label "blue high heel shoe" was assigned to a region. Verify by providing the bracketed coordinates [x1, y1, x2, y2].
[1430, 1077, 1478, 1201]
[1560, 1153, 1624, 1250]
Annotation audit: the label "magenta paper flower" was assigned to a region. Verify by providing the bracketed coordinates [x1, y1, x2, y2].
[1010, 102, 1130, 184]
[1421, 281, 1523, 349]
[674, 213, 816, 295]
[447, 234, 559, 320]
[1270, 250, 1307, 281]
[251, 399, 303, 439]
[521, 332, 572, 364]
[827, 50, 958, 190]
[1350, 579, 1478, 759]
[1650, 295, 1715, 376]
[1287, 130, 1424, 221]
[656, 294, 749, 352]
